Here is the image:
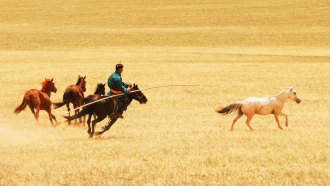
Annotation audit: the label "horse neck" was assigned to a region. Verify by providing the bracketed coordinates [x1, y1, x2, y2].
[126, 97, 133, 106]
[94, 88, 103, 96]
[276, 91, 288, 103]
[41, 87, 51, 97]
[77, 81, 85, 90]
[94, 93, 103, 97]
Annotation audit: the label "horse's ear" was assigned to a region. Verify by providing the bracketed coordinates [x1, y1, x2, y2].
[103, 83, 106, 86]
[83, 76, 86, 79]
[51, 78, 53, 82]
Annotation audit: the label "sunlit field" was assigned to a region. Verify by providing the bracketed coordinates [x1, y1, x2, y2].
[1, 0, 329, 185]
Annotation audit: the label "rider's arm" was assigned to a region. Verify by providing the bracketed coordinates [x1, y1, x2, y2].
[122, 81, 128, 88]
[114, 77, 129, 94]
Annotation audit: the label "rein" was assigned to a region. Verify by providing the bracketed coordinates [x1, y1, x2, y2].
[62, 84, 203, 116]
[132, 89, 144, 102]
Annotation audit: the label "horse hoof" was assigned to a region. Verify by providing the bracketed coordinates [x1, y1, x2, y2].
[93, 134, 101, 139]
[53, 122, 61, 127]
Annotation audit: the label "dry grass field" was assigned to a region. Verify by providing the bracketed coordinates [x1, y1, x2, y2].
[1, 0, 329, 185]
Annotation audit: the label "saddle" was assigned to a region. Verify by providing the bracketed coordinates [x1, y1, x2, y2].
[106, 91, 128, 119]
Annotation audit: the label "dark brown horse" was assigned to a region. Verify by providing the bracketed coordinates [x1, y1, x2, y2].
[14, 78, 58, 125]
[64, 84, 147, 138]
[53, 75, 86, 124]
[81, 83, 106, 120]
[82, 83, 106, 104]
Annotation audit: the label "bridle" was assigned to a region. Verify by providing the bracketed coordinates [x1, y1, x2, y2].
[130, 87, 145, 103]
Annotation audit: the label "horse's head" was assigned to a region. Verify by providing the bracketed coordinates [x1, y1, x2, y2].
[95, 83, 106, 95]
[128, 84, 148, 104]
[41, 78, 57, 93]
[286, 86, 301, 104]
[76, 75, 87, 92]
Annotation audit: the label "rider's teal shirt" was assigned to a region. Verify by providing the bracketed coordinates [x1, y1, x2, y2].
[107, 72, 128, 96]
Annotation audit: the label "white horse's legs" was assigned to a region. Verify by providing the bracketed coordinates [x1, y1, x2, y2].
[279, 112, 289, 127]
[231, 113, 243, 131]
[245, 115, 254, 131]
[274, 114, 283, 130]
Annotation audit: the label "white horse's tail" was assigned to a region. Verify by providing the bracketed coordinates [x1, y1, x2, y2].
[216, 103, 242, 115]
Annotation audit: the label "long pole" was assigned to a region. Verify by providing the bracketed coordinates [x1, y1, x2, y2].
[63, 85, 203, 115]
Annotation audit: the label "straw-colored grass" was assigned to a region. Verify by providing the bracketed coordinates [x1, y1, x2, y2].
[1, 0, 329, 185]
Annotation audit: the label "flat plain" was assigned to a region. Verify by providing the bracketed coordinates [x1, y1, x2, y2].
[0, 0, 329, 185]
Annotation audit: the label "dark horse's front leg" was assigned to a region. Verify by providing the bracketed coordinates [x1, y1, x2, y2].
[86, 113, 93, 138]
[94, 118, 118, 137]
[89, 115, 107, 138]
[66, 103, 71, 125]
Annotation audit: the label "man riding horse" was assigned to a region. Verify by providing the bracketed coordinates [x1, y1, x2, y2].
[107, 64, 132, 118]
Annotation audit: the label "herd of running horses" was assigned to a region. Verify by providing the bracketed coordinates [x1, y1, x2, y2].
[13, 76, 301, 137]
[13, 76, 147, 137]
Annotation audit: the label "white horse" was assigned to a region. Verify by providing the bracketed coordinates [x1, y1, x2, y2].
[216, 87, 301, 130]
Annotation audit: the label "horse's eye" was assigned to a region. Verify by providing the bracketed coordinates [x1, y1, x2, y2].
[294, 92, 296, 95]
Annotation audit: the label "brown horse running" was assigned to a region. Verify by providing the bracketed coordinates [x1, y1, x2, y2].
[53, 75, 86, 124]
[14, 78, 58, 125]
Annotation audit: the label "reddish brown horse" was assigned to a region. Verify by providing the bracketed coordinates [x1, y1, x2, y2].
[14, 78, 58, 125]
[53, 75, 86, 124]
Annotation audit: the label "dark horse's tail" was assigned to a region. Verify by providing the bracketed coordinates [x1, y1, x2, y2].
[216, 103, 243, 115]
[64, 104, 94, 122]
[53, 90, 71, 109]
[53, 101, 66, 109]
[14, 94, 28, 114]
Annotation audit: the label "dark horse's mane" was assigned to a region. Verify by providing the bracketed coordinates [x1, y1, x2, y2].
[80, 83, 105, 109]
[94, 83, 105, 94]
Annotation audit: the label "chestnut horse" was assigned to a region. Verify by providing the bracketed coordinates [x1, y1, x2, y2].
[64, 84, 147, 138]
[14, 78, 58, 125]
[216, 87, 301, 131]
[53, 75, 86, 124]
